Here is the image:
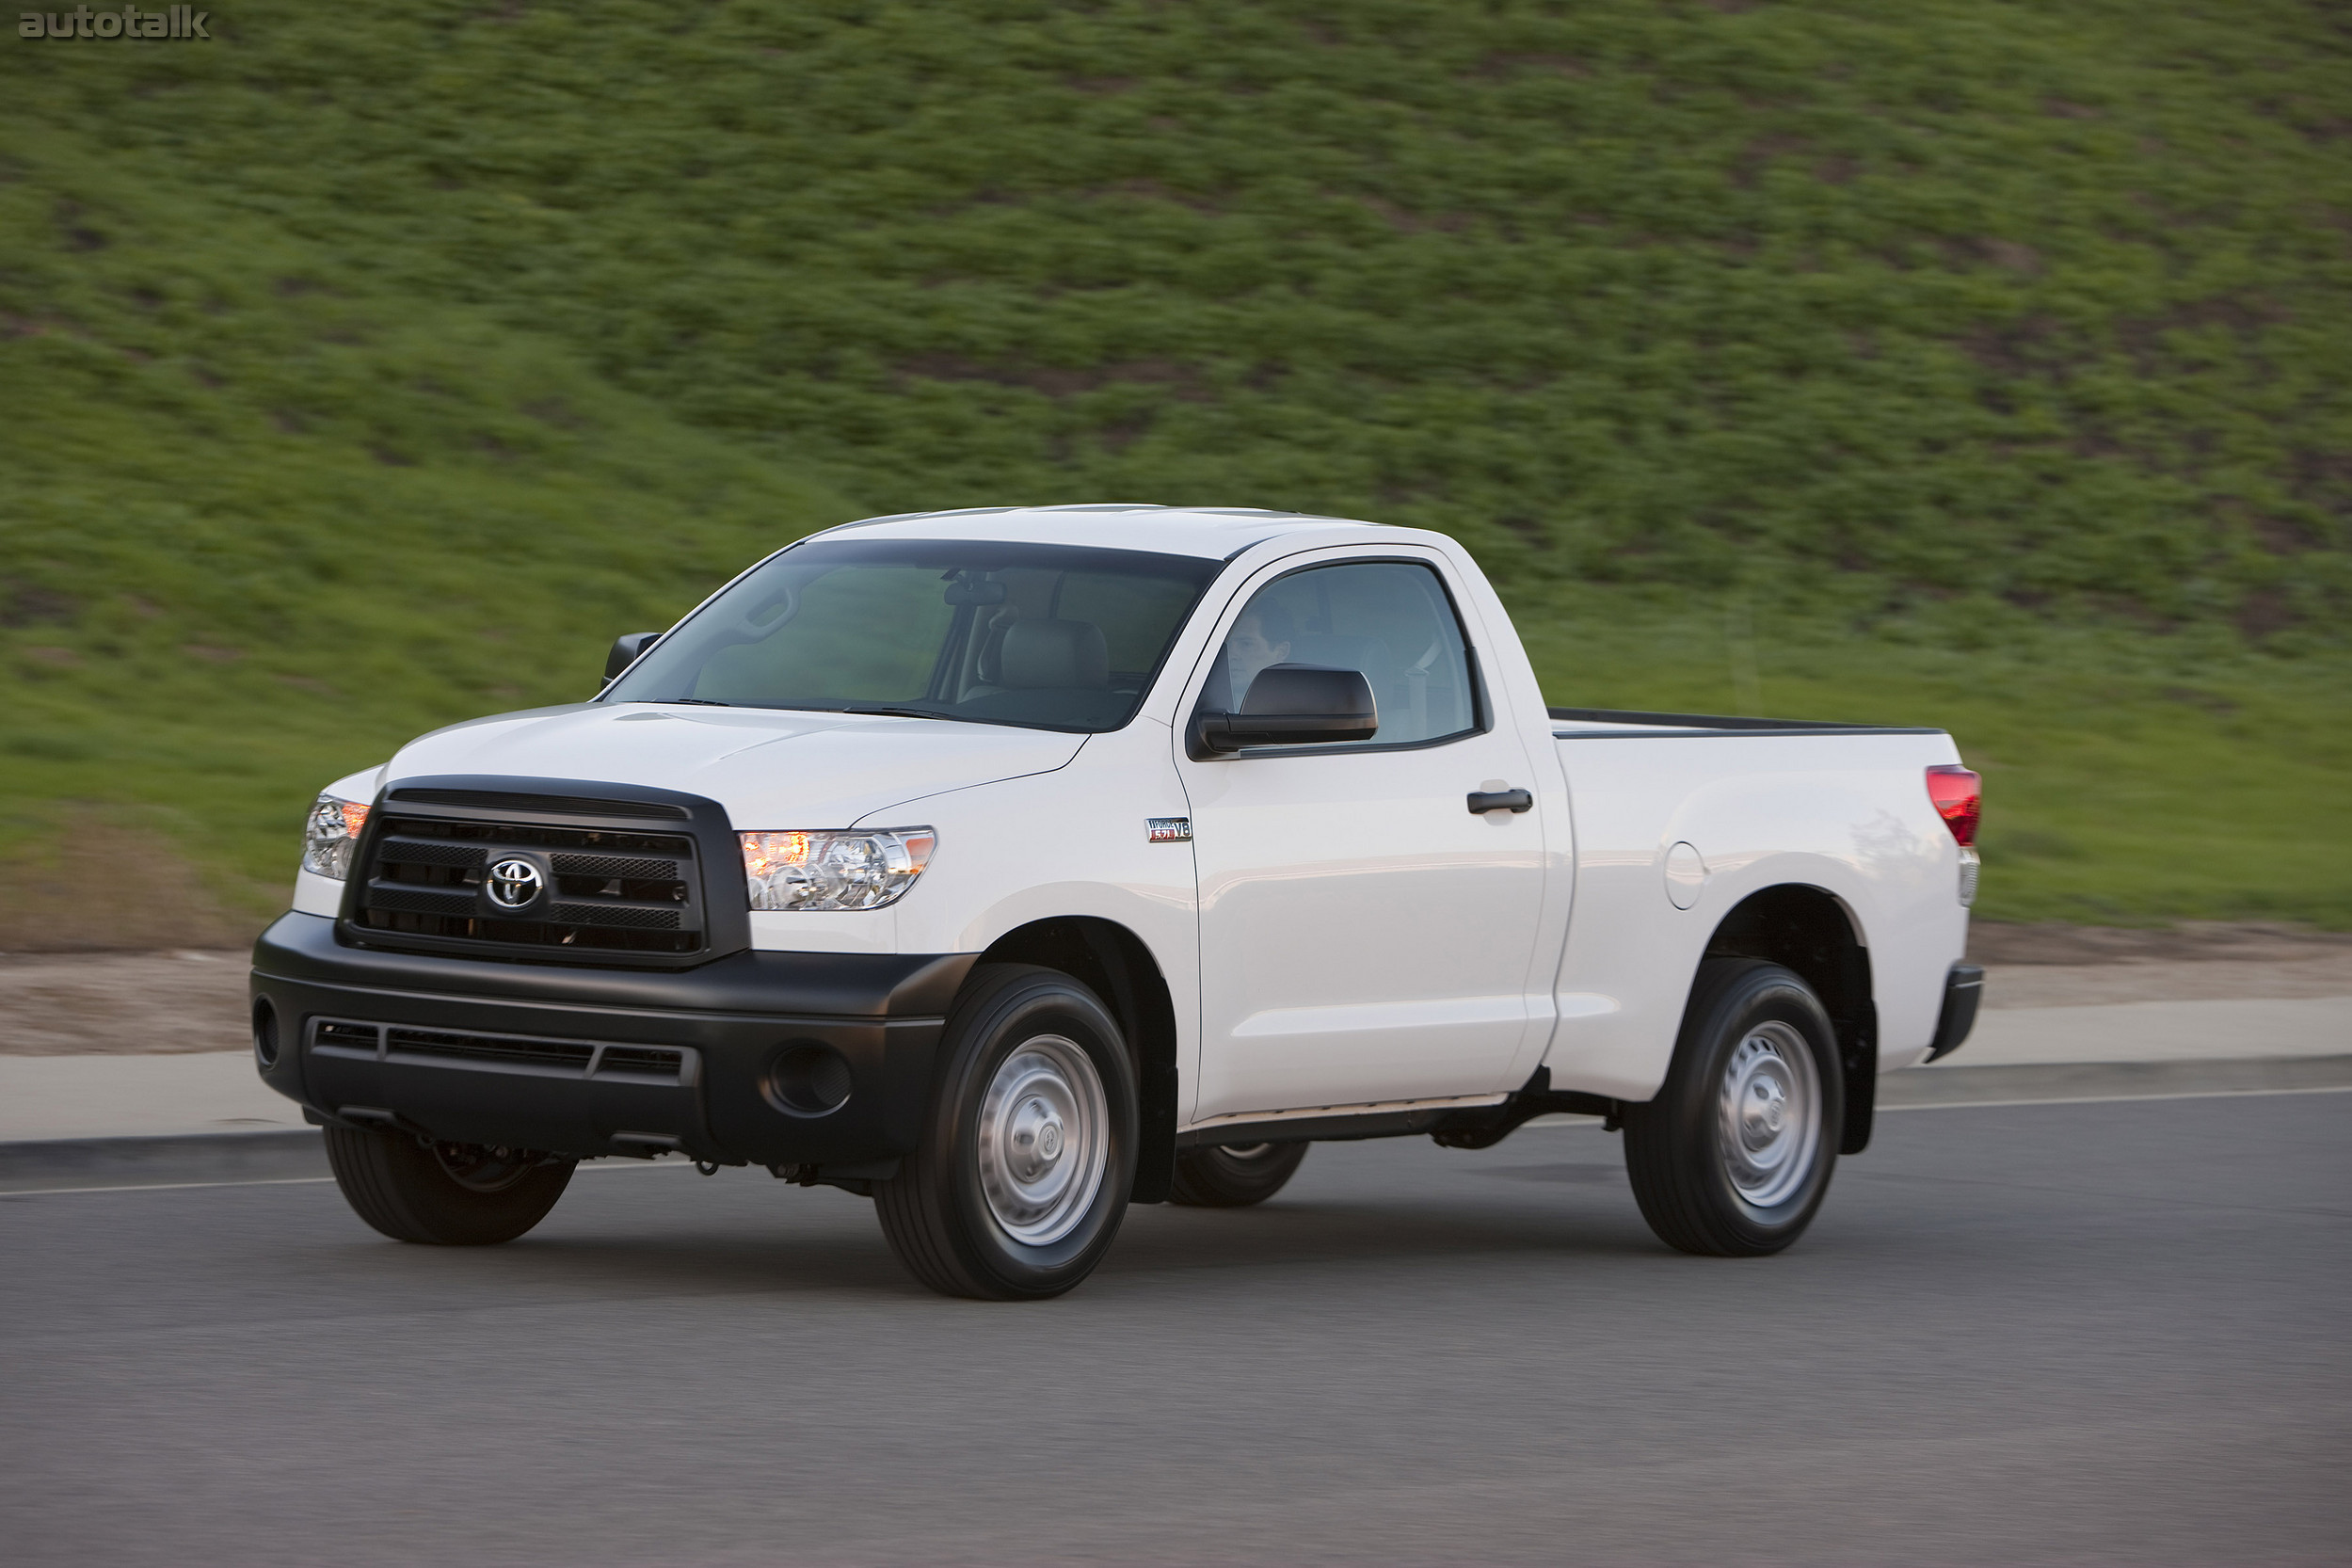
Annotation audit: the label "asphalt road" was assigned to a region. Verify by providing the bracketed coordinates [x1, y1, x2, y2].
[3, 1094, 2346, 1566]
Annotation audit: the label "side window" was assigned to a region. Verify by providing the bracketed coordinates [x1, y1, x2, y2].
[1199, 560, 1480, 749]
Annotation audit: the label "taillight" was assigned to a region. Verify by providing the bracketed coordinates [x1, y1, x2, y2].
[1926, 765, 1981, 847]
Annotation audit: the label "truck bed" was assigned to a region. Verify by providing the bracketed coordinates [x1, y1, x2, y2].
[1536, 706, 1968, 1102]
[1546, 706, 1945, 738]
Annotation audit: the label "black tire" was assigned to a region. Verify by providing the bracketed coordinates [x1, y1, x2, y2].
[1167, 1141, 1309, 1208]
[1622, 958, 1844, 1257]
[324, 1127, 575, 1246]
[875, 964, 1138, 1301]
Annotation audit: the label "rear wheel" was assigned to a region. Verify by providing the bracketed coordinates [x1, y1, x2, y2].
[324, 1127, 575, 1245]
[1168, 1141, 1309, 1208]
[875, 965, 1138, 1300]
[1622, 958, 1842, 1256]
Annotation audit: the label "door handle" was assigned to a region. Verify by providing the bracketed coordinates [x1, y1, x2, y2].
[1467, 788, 1534, 814]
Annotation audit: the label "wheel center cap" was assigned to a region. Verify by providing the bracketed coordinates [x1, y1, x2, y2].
[1748, 1080, 1786, 1138]
[1006, 1095, 1064, 1179]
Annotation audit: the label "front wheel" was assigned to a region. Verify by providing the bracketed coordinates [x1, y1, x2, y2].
[324, 1127, 575, 1245]
[875, 965, 1139, 1300]
[1168, 1141, 1309, 1208]
[1622, 958, 1843, 1256]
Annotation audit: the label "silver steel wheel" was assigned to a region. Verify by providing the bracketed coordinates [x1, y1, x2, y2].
[1716, 1021, 1821, 1210]
[976, 1033, 1110, 1247]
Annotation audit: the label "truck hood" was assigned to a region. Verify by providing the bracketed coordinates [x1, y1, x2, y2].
[384, 703, 1087, 827]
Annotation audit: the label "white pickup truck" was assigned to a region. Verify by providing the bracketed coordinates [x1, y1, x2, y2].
[251, 504, 1985, 1299]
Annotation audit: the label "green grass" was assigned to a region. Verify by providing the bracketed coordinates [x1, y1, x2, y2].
[1, 0, 2347, 938]
[1514, 583, 2352, 923]
[0, 141, 854, 934]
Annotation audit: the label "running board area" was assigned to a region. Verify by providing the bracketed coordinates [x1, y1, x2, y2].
[1176, 1071, 1620, 1151]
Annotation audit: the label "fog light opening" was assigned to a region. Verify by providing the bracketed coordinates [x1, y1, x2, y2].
[252, 999, 280, 1068]
[765, 1044, 853, 1117]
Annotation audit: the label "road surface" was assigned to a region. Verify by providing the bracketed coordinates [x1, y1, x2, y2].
[2, 1092, 2345, 1565]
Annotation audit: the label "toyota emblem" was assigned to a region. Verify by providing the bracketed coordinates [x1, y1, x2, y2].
[485, 857, 544, 909]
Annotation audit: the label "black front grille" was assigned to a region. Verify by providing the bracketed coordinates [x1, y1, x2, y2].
[389, 788, 689, 820]
[308, 1017, 693, 1084]
[366, 885, 477, 917]
[596, 1045, 689, 1080]
[550, 902, 680, 930]
[386, 839, 484, 869]
[354, 809, 705, 957]
[390, 1026, 597, 1072]
[551, 853, 677, 881]
[313, 1019, 382, 1056]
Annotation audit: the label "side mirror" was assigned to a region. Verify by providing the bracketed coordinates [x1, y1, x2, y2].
[1191, 664, 1378, 758]
[604, 632, 663, 683]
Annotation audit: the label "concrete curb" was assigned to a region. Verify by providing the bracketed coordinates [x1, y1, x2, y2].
[1885, 1053, 2352, 1108]
[3, 1056, 2346, 1192]
[0, 1130, 326, 1192]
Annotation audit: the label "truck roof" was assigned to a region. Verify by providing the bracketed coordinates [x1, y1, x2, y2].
[810, 503, 1410, 559]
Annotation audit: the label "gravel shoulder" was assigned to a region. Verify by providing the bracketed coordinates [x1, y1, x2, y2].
[1979, 955, 2352, 1007]
[1970, 920, 2352, 1008]
[0, 950, 255, 1055]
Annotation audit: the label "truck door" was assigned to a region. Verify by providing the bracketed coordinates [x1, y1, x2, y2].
[1176, 551, 1550, 1124]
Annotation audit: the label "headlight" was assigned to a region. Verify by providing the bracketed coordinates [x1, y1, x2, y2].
[302, 795, 371, 880]
[740, 828, 936, 912]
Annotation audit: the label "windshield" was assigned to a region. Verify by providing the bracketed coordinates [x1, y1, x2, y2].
[602, 538, 1221, 732]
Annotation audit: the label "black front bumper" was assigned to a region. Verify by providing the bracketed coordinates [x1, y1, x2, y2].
[249, 912, 976, 1168]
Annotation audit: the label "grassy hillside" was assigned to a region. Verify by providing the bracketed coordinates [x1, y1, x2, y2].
[1517, 585, 2352, 923]
[2, 0, 2347, 942]
[0, 147, 855, 942]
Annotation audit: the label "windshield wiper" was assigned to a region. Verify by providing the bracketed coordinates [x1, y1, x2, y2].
[659, 697, 732, 707]
[840, 706, 959, 722]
